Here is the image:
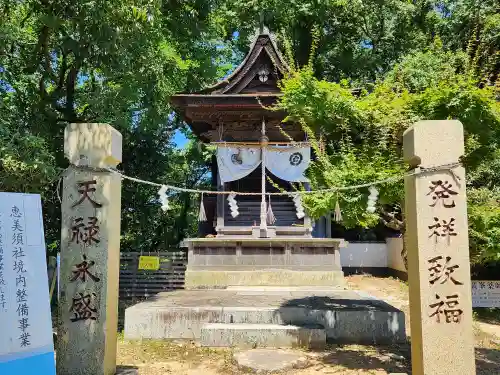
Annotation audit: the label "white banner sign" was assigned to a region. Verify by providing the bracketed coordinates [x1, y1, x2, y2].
[0, 193, 55, 375]
[472, 280, 500, 308]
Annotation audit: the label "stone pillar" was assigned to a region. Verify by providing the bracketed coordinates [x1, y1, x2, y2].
[58, 123, 122, 375]
[403, 120, 475, 375]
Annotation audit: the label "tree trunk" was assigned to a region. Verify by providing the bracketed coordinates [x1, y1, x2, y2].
[400, 226, 408, 271]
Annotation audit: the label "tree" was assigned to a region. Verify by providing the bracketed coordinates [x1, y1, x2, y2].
[276, 43, 500, 264]
[0, 0, 229, 252]
[2, 0, 499, 258]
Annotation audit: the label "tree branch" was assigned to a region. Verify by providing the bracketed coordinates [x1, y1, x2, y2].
[65, 65, 79, 122]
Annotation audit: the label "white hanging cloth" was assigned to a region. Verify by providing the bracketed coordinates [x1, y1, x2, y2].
[216, 147, 261, 183]
[264, 146, 310, 182]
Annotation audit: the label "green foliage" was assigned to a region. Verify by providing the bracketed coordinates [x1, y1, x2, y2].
[277, 45, 500, 263]
[0, 0, 224, 252]
[214, 0, 464, 83]
[468, 188, 500, 263]
[1, 0, 500, 264]
[383, 43, 469, 93]
[0, 126, 57, 193]
[303, 142, 405, 229]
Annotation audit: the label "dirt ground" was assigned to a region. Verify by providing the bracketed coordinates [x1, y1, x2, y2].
[116, 275, 500, 374]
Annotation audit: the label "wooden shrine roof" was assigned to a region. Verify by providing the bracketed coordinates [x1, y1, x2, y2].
[170, 30, 301, 142]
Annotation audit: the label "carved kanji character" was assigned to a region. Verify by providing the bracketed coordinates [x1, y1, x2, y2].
[19, 331, 30, 347]
[12, 232, 23, 246]
[13, 259, 26, 274]
[428, 217, 457, 242]
[72, 180, 102, 208]
[13, 247, 25, 258]
[70, 255, 100, 283]
[428, 256, 463, 285]
[429, 294, 463, 323]
[12, 219, 23, 232]
[18, 318, 29, 331]
[427, 180, 458, 208]
[71, 217, 100, 246]
[16, 274, 26, 288]
[16, 303, 29, 317]
[70, 292, 98, 322]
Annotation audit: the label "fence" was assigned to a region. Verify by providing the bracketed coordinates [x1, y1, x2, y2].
[119, 251, 187, 299]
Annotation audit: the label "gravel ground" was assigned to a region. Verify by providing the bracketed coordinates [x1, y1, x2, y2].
[116, 275, 500, 374]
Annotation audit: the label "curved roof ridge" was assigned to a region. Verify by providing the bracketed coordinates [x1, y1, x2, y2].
[200, 27, 290, 94]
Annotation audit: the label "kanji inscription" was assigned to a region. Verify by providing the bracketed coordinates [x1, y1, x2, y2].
[428, 217, 457, 241]
[0, 217, 5, 311]
[70, 217, 100, 246]
[10, 205, 31, 347]
[429, 294, 463, 323]
[72, 180, 102, 208]
[68, 180, 103, 323]
[428, 256, 463, 285]
[427, 180, 458, 208]
[69, 292, 98, 322]
[425, 176, 466, 324]
[70, 254, 100, 283]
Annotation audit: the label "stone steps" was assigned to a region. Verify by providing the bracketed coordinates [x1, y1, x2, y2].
[124, 289, 406, 347]
[125, 305, 405, 344]
[200, 323, 326, 349]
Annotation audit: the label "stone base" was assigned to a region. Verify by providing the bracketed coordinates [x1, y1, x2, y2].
[201, 323, 326, 349]
[182, 237, 345, 288]
[185, 269, 345, 288]
[124, 288, 406, 346]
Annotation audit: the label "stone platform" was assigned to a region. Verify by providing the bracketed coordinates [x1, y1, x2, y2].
[124, 287, 406, 347]
[182, 238, 346, 288]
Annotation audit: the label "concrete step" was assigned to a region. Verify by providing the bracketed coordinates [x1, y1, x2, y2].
[124, 289, 406, 344]
[200, 323, 326, 349]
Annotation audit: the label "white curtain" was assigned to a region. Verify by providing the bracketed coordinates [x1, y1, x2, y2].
[216, 146, 311, 183]
[265, 146, 310, 182]
[217, 147, 261, 183]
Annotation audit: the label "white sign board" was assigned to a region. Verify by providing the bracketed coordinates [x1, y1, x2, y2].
[0, 193, 55, 374]
[472, 280, 500, 308]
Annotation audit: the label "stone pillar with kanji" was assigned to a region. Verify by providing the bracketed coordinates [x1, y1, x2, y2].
[58, 123, 122, 375]
[404, 120, 475, 375]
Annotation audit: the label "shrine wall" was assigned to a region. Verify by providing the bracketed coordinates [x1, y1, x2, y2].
[386, 237, 406, 273]
[340, 238, 407, 280]
[340, 242, 388, 268]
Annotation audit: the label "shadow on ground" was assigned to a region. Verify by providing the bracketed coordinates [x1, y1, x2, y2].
[279, 296, 401, 311]
[319, 344, 411, 374]
[317, 345, 500, 375]
[474, 307, 500, 325]
[476, 347, 500, 375]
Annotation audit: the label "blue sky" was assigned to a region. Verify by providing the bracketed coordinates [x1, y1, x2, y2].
[173, 129, 188, 148]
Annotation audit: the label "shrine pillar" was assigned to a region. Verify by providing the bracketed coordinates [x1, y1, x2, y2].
[404, 120, 475, 375]
[58, 123, 122, 375]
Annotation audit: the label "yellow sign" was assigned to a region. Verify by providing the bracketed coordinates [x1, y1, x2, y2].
[138, 256, 160, 270]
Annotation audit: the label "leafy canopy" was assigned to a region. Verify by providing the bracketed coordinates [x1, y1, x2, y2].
[276, 41, 500, 263]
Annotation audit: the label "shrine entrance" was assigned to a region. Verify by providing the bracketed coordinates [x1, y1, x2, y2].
[224, 168, 301, 228]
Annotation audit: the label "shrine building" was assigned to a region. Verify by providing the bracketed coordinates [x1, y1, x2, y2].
[123, 28, 407, 348]
[171, 29, 345, 288]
